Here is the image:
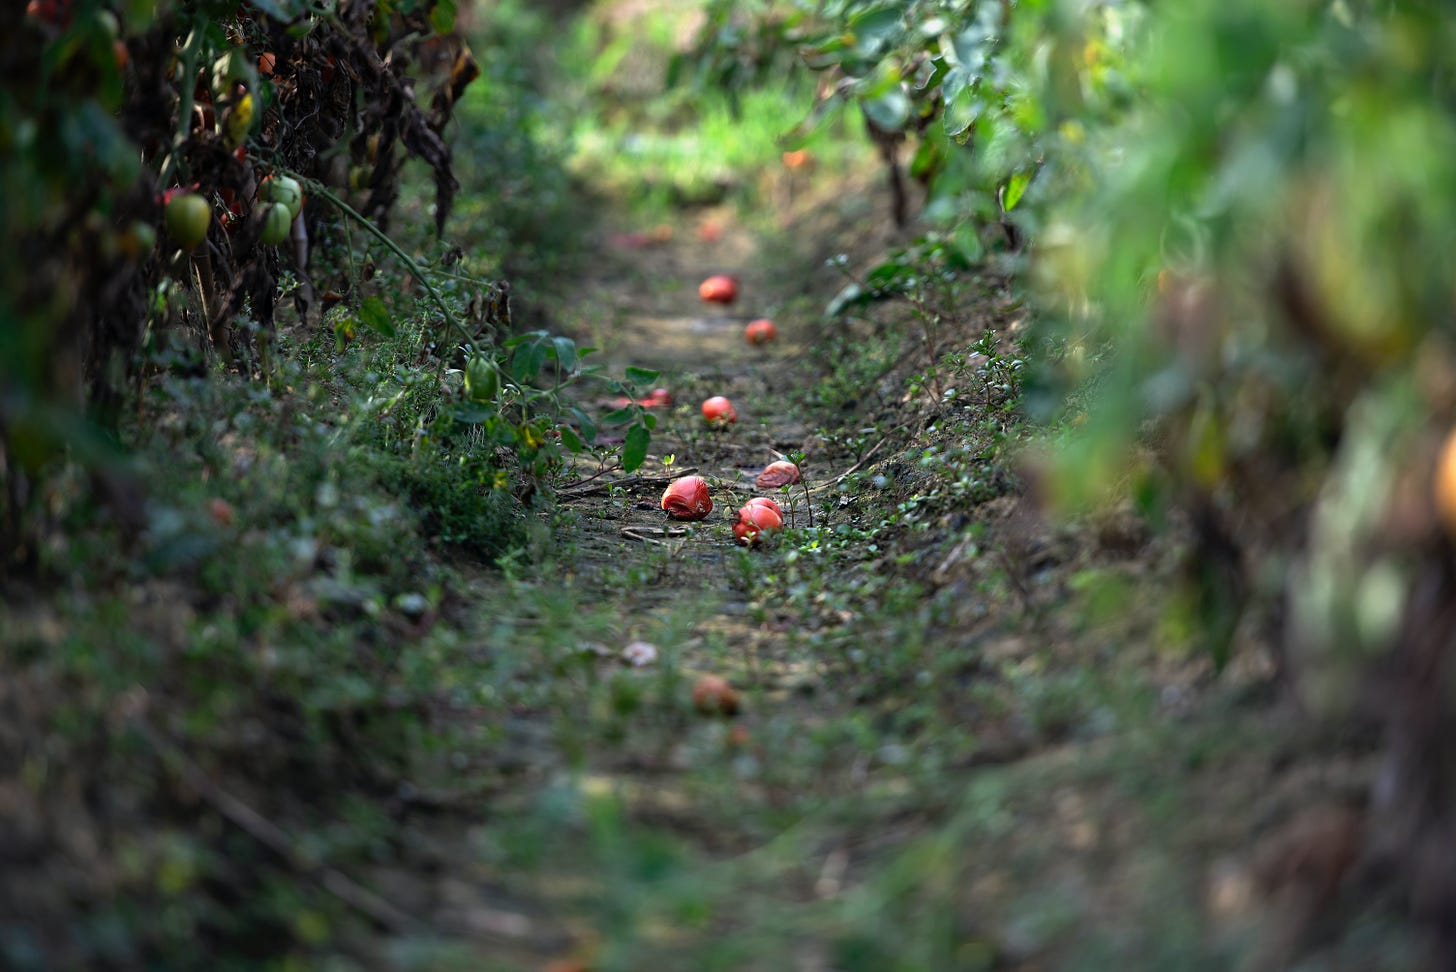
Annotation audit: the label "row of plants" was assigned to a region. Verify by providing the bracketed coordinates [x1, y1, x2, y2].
[680, 0, 1456, 961]
[0, 1, 666, 966]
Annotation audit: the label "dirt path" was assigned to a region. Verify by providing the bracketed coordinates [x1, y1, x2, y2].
[368, 186, 1388, 969]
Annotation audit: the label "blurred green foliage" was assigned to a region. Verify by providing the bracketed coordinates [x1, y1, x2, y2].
[686, 0, 1456, 668]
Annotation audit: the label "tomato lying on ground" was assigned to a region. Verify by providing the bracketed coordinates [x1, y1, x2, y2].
[698, 274, 738, 304]
[744, 318, 777, 345]
[661, 476, 713, 521]
[701, 396, 737, 427]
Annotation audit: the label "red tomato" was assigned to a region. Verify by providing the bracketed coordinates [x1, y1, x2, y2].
[744, 497, 782, 518]
[701, 396, 737, 426]
[698, 274, 738, 304]
[733, 502, 783, 546]
[755, 460, 800, 489]
[661, 476, 713, 521]
[744, 318, 777, 345]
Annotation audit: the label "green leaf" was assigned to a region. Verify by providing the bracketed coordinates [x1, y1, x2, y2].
[569, 406, 597, 444]
[1002, 169, 1033, 212]
[357, 297, 395, 337]
[848, 5, 904, 56]
[511, 341, 546, 381]
[944, 86, 982, 138]
[861, 88, 910, 132]
[622, 425, 651, 474]
[952, 223, 985, 264]
[452, 403, 495, 424]
[624, 366, 660, 387]
[551, 336, 578, 373]
[503, 329, 546, 348]
[428, 0, 457, 34]
[602, 406, 636, 426]
[559, 425, 585, 454]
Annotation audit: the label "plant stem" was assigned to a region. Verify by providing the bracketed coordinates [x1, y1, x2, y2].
[285, 171, 477, 356]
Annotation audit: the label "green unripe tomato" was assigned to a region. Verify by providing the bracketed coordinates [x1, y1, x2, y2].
[258, 202, 292, 246]
[464, 355, 500, 403]
[261, 175, 303, 220]
[164, 192, 211, 251]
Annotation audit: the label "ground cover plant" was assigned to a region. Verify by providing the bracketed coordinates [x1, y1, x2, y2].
[4, 0, 1455, 970]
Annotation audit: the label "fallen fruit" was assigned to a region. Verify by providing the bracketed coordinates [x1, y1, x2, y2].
[733, 502, 783, 546]
[744, 318, 777, 345]
[661, 476, 713, 521]
[164, 191, 211, 251]
[258, 202, 292, 245]
[261, 174, 303, 220]
[692, 674, 741, 716]
[647, 388, 673, 406]
[698, 274, 738, 304]
[1436, 428, 1456, 536]
[701, 396, 737, 427]
[744, 496, 782, 518]
[782, 149, 812, 170]
[755, 460, 800, 489]
[208, 497, 235, 526]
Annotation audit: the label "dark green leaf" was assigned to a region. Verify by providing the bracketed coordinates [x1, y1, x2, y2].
[602, 406, 636, 426]
[503, 330, 546, 348]
[569, 406, 597, 444]
[358, 297, 395, 337]
[559, 425, 585, 453]
[511, 341, 546, 382]
[624, 366, 660, 387]
[622, 425, 651, 474]
[861, 88, 911, 132]
[944, 86, 982, 138]
[551, 336, 578, 373]
[848, 5, 904, 56]
[452, 403, 495, 424]
[428, 0, 457, 34]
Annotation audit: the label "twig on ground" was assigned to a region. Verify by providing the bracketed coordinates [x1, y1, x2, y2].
[622, 526, 690, 544]
[558, 467, 698, 499]
[555, 460, 622, 492]
[135, 719, 429, 935]
[812, 424, 910, 490]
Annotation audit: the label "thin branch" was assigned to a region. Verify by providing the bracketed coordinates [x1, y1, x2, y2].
[136, 719, 428, 935]
[812, 424, 910, 490]
[557, 467, 699, 499]
[283, 171, 477, 356]
[623, 526, 690, 545]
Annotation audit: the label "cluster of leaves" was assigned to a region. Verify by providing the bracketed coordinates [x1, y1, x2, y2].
[689, 0, 1456, 958]
[1036, 0, 1456, 669]
[0, 1, 658, 966]
[0, 0, 486, 566]
[1032, 3, 1456, 952]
